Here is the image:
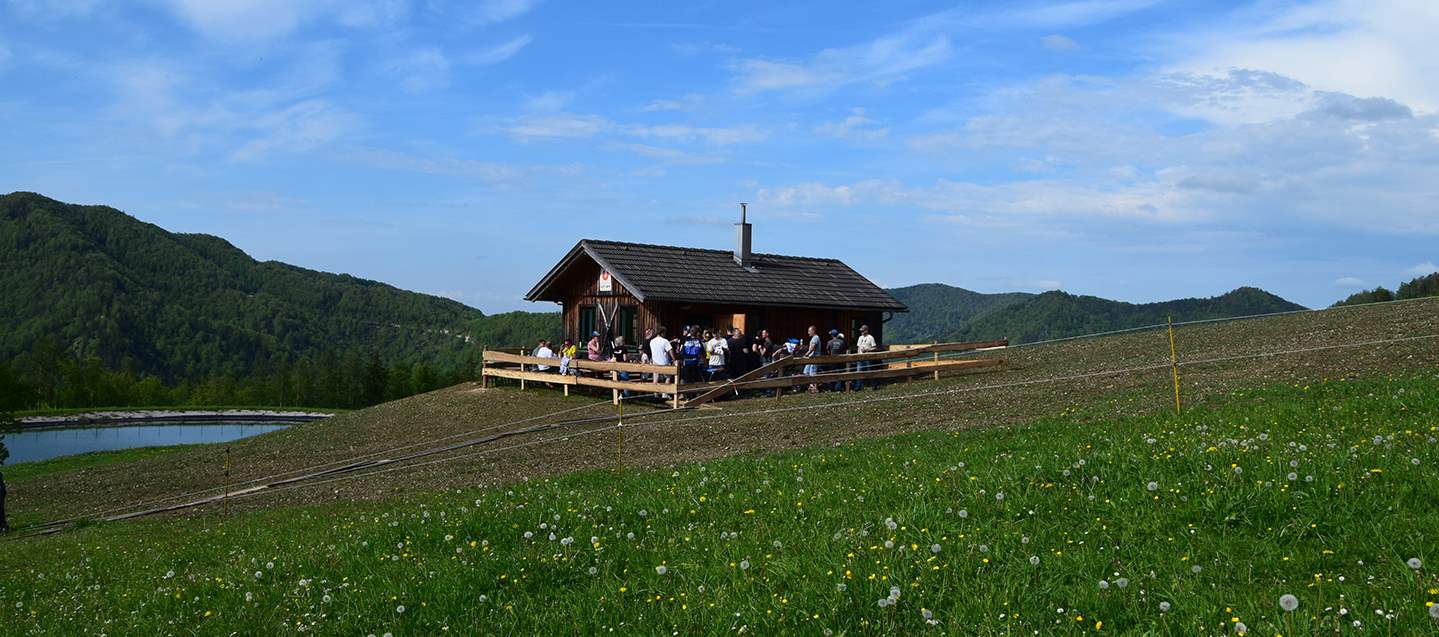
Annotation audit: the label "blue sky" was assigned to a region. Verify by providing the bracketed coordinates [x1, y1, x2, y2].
[2, 0, 1436, 313]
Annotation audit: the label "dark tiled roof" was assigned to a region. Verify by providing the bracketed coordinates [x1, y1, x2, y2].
[526, 239, 907, 311]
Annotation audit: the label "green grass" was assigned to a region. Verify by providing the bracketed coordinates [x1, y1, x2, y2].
[3, 373, 1436, 636]
[1, 445, 201, 482]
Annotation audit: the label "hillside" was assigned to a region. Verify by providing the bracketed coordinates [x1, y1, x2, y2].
[1332, 271, 1439, 306]
[947, 286, 1308, 344]
[0, 192, 558, 382]
[883, 283, 1032, 343]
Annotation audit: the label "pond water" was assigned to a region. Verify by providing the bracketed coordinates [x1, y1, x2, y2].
[4, 423, 291, 464]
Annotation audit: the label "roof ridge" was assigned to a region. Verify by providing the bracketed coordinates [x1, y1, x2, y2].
[583, 238, 839, 262]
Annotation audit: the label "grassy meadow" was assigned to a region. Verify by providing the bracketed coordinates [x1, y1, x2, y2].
[3, 368, 1436, 636]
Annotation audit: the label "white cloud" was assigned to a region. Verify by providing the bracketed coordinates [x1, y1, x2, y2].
[1334, 277, 1367, 287]
[730, 33, 951, 96]
[1030, 280, 1062, 290]
[974, 0, 1165, 29]
[461, 34, 533, 66]
[604, 143, 726, 165]
[155, 0, 409, 40]
[1042, 35, 1079, 50]
[504, 112, 614, 138]
[388, 48, 450, 91]
[1404, 261, 1439, 277]
[1170, 0, 1439, 112]
[339, 147, 528, 183]
[471, 0, 541, 25]
[813, 109, 890, 139]
[641, 94, 705, 112]
[231, 99, 351, 160]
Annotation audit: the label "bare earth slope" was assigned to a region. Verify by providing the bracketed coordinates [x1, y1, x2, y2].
[10, 297, 1437, 528]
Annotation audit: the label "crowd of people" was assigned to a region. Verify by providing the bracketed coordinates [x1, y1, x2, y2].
[530, 323, 881, 397]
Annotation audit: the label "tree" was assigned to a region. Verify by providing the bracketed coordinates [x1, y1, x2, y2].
[1, 361, 42, 469]
[363, 352, 387, 406]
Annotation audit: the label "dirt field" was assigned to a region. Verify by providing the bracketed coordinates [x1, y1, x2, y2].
[9, 297, 1438, 529]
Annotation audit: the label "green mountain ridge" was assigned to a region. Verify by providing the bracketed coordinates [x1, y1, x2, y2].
[883, 284, 1034, 343]
[884, 283, 1307, 346]
[948, 286, 1308, 344]
[0, 192, 557, 382]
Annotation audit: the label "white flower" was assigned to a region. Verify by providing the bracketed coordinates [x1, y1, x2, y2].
[1409, 558, 1423, 569]
[878, 599, 889, 608]
[1148, 481, 1160, 492]
[1116, 578, 1128, 588]
[958, 509, 969, 518]
[1022, 537, 1030, 544]
[254, 571, 263, 578]
[479, 595, 488, 603]
[996, 492, 1005, 501]
[1429, 604, 1439, 619]
[656, 565, 667, 575]
[445, 535, 453, 541]
[1235, 621, 1248, 634]
[1287, 473, 1298, 481]
[322, 595, 332, 603]
[1029, 556, 1040, 565]
[523, 532, 533, 539]
[1098, 580, 1109, 589]
[922, 608, 933, 620]
[890, 586, 902, 599]
[396, 605, 405, 613]
[740, 560, 750, 570]
[639, 510, 647, 516]
[588, 567, 597, 575]
[1159, 601, 1171, 612]
[931, 544, 942, 553]
[1280, 594, 1299, 611]
[884, 541, 894, 549]
[265, 562, 274, 569]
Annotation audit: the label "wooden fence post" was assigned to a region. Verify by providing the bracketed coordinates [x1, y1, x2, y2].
[612, 370, 619, 405]
[481, 346, 488, 389]
[673, 360, 682, 409]
[933, 342, 940, 381]
[520, 348, 527, 391]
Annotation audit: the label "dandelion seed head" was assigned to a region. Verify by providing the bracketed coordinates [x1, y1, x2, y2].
[1192, 565, 1202, 574]
[980, 545, 989, 553]
[1409, 558, 1423, 569]
[588, 567, 597, 575]
[1098, 580, 1109, 589]
[1116, 578, 1128, 588]
[931, 544, 942, 553]
[922, 609, 933, 620]
[890, 586, 902, 599]
[958, 509, 969, 518]
[1288, 473, 1298, 481]
[396, 605, 405, 614]
[996, 492, 1004, 501]
[1280, 594, 1299, 611]
[1029, 556, 1040, 565]
[740, 560, 750, 570]
[773, 541, 782, 548]
[836, 583, 846, 592]
[656, 565, 668, 575]
[1160, 601, 1171, 612]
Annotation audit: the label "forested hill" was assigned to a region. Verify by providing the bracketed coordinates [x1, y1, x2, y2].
[946, 287, 1308, 345]
[0, 192, 557, 382]
[884, 284, 1033, 343]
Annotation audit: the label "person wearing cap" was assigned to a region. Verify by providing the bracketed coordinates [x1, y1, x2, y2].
[853, 324, 879, 391]
[825, 329, 847, 391]
[587, 331, 604, 362]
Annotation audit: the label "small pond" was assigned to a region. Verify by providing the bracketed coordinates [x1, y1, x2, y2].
[4, 423, 291, 465]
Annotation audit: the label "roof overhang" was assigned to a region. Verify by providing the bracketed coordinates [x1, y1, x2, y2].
[523, 240, 647, 304]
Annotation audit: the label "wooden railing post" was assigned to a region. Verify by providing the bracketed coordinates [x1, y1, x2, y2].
[481, 346, 488, 389]
[933, 342, 939, 381]
[673, 359, 681, 409]
[520, 348, 527, 391]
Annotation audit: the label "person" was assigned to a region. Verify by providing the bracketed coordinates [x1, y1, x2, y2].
[640, 329, 655, 380]
[649, 326, 673, 390]
[611, 335, 632, 395]
[803, 325, 821, 393]
[726, 327, 750, 379]
[587, 331, 604, 362]
[560, 338, 578, 361]
[705, 329, 728, 378]
[681, 327, 706, 384]
[755, 329, 775, 366]
[826, 329, 847, 391]
[853, 324, 879, 391]
[534, 339, 555, 372]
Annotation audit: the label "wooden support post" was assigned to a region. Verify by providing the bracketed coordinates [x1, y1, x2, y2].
[612, 371, 619, 405]
[520, 348, 527, 391]
[480, 346, 488, 389]
[673, 360, 681, 409]
[933, 342, 940, 381]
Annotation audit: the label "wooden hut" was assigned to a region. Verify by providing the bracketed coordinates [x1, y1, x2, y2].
[523, 215, 908, 351]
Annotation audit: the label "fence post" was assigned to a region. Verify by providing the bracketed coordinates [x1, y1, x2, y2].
[1168, 317, 1181, 415]
[612, 370, 619, 405]
[933, 342, 939, 381]
[520, 348, 527, 391]
[673, 360, 681, 409]
[480, 346, 488, 389]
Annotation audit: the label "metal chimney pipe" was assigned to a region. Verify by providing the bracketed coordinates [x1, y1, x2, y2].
[734, 203, 752, 269]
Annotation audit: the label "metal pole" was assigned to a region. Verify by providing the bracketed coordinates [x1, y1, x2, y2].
[223, 447, 231, 516]
[1168, 317, 1181, 415]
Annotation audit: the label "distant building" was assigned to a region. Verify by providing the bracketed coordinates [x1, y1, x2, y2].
[524, 212, 908, 351]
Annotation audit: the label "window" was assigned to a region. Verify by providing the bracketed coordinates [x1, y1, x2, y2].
[579, 306, 596, 344]
[620, 306, 638, 347]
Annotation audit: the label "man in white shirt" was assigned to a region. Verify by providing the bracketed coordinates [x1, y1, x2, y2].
[534, 340, 555, 372]
[649, 326, 673, 390]
[853, 325, 879, 391]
